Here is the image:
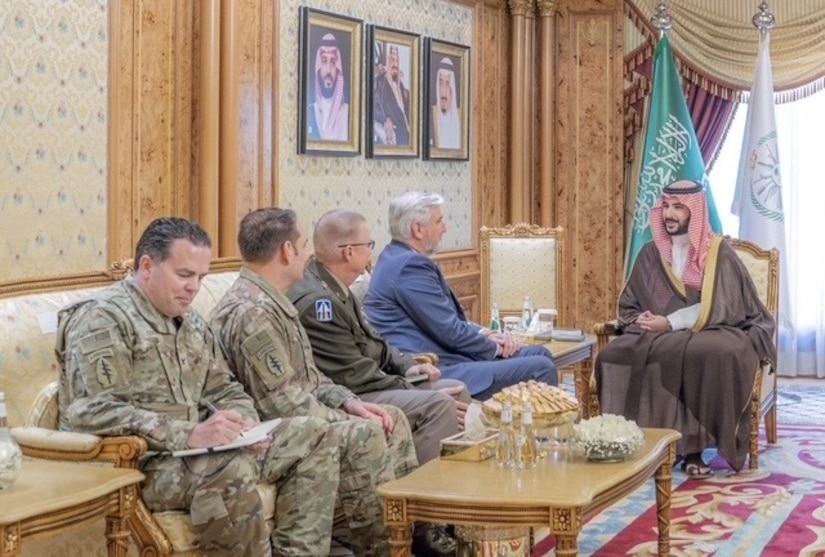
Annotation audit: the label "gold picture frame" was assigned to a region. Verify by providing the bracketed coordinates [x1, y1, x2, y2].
[424, 38, 470, 161]
[298, 8, 362, 156]
[366, 26, 421, 158]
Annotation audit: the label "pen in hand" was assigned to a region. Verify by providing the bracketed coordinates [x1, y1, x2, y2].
[203, 401, 219, 415]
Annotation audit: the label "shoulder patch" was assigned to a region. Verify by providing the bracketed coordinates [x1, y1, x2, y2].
[266, 352, 285, 375]
[244, 329, 274, 359]
[95, 356, 118, 387]
[80, 329, 114, 354]
[315, 299, 333, 322]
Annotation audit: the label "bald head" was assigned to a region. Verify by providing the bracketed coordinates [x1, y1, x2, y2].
[313, 209, 369, 264]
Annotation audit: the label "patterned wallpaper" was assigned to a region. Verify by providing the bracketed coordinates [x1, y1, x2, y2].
[0, 0, 109, 281]
[278, 0, 474, 252]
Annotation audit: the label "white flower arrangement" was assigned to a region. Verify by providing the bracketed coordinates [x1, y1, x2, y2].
[570, 414, 645, 461]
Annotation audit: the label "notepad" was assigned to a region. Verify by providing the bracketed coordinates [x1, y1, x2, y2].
[171, 418, 282, 457]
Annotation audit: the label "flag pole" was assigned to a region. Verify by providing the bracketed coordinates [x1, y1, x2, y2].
[752, 1, 775, 34]
[650, 0, 672, 39]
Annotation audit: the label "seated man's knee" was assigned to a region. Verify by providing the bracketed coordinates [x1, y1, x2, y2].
[519, 344, 554, 360]
[522, 355, 558, 385]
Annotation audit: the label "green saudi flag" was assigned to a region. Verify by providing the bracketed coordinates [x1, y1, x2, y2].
[625, 35, 723, 279]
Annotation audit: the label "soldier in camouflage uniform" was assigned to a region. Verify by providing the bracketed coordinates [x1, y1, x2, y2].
[210, 208, 419, 557]
[56, 217, 339, 557]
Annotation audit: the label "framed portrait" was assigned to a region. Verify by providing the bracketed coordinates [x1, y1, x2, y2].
[423, 38, 470, 161]
[365, 26, 420, 158]
[298, 8, 362, 156]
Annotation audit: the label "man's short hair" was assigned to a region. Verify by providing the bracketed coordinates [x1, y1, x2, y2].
[134, 217, 211, 263]
[388, 191, 444, 242]
[237, 208, 299, 264]
[314, 209, 367, 262]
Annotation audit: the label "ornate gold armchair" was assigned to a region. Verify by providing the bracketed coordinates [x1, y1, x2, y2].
[583, 238, 779, 470]
[479, 224, 565, 325]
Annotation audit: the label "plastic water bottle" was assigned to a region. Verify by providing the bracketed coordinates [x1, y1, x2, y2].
[490, 302, 502, 332]
[516, 402, 538, 469]
[495, 402, 516, 468]
[521, 296, 533, 331]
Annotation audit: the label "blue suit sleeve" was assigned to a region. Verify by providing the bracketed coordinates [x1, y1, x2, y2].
[395, 257, 497, 361]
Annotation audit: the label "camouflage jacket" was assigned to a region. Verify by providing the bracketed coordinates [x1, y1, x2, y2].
[56, 279, 258, 452]
[209, 268, 354, 422]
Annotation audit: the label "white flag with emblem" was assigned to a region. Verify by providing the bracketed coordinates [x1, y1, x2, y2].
[732, 32, 792, 330]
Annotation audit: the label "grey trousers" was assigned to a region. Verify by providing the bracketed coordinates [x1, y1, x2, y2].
[358, 378, 469, 464]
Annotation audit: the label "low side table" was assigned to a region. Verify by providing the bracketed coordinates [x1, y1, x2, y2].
[378, 427, 680, 557]
[541, 334, 597, 415]
[0, 459, 143, 557]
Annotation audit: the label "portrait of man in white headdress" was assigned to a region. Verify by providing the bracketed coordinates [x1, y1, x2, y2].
[430, 56, 461, 150]
[307, 30, 350, 142]
[373, 42, 412, 147]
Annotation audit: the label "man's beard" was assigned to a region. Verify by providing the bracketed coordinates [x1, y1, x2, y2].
[424, 237, 441, 255]
[665, 219, 689, 235]
[319, 72, 336, 99]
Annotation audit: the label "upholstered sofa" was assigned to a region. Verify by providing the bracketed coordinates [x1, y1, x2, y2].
[1, 258, 276, 556]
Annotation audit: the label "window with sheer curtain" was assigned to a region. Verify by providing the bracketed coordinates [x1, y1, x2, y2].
[708, 88, 825, 378]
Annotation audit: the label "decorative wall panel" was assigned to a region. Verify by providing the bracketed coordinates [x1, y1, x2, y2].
[0, 0, 109, 280]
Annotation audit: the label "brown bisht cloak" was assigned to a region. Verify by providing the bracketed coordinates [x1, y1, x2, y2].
[596, 237, 776, 471]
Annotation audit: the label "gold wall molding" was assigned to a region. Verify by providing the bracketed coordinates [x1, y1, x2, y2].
[536, 0, 556, 16]
[508, 0, 535, 18]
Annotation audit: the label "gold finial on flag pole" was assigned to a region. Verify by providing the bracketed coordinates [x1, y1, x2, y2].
[650, 0, 672, 38]
[753, 1, 776, 33]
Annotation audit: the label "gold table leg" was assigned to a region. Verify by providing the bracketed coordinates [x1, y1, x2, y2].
[655, 443, 676, 556]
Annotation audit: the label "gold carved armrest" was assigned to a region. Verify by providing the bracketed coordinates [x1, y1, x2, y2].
[594, 319, 620, 352]
[12, 427, 148, 469]
[413, 352, 440, 366]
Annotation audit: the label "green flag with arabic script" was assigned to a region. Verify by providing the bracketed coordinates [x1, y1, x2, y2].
[625, 35, 723, 279]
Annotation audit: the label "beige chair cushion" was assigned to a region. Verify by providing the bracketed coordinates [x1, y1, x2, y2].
[480, 225, 565, 325]
[488, 237, 559, 315]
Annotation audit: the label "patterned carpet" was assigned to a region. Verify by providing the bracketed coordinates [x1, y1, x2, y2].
[533, 380, 825, 556]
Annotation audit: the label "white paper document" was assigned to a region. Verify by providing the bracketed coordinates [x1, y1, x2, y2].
[171, 418, 282, 457]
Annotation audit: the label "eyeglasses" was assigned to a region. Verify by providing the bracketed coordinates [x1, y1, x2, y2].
[337, 240, 376, 250]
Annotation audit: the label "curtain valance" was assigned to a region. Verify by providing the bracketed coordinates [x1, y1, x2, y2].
[626, 0, 825, 102]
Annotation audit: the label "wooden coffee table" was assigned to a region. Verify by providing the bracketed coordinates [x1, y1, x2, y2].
[0, 459, 143, 557]
[378, 427, 681, 557]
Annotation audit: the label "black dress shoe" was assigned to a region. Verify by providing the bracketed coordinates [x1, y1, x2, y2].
[412, 523, 457, 557]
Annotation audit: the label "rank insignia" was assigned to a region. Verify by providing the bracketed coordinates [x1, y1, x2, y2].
[315, 299, 333, 322]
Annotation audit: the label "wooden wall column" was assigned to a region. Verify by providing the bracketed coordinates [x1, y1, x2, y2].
[198, 0, 221, 242]
[507, 0, 535, 224]
[108, 0, 195, 262]
[554, 0, 624, 328]
[537, 0, 556, 227]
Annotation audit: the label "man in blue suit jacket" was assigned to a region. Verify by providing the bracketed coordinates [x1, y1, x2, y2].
[364, 191, 558, 399]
